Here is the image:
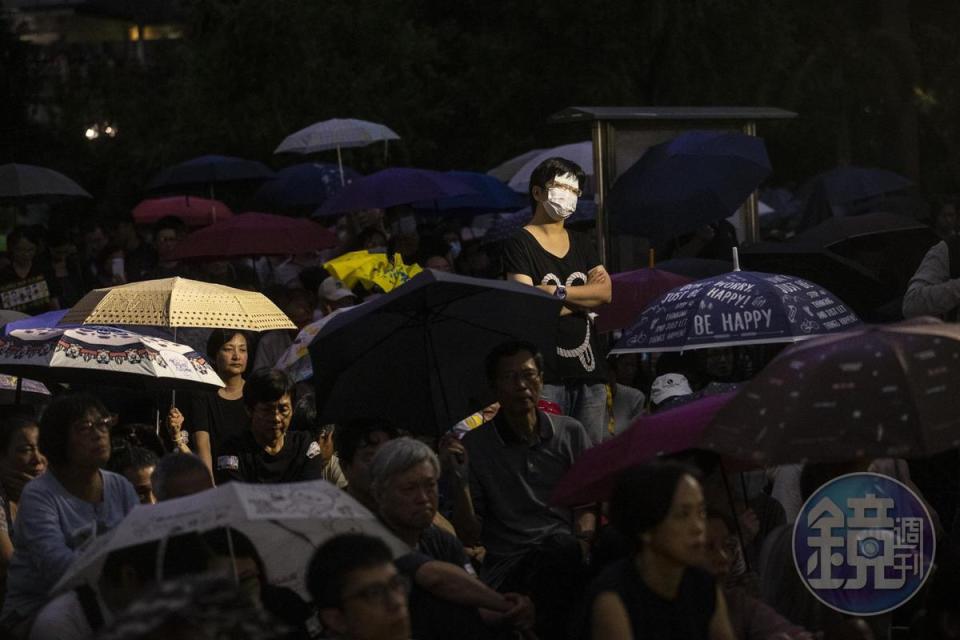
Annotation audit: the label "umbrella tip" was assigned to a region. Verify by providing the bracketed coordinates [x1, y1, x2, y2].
[732, 246, 741, 272]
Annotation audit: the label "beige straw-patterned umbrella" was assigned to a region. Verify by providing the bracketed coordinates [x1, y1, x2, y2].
[59, 277, 295, 331]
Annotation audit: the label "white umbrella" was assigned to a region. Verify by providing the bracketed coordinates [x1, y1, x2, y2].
[274, 118, 401, 185]
[506, 141, 594, 193]
[54, 480, 408, 598]
[0, 326, 224, 392]
[486, 148, 544, 182]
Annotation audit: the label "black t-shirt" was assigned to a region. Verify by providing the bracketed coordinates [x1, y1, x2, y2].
[502, 228, 607, 383]
[394, 526, 487, 640]
[585, 559, 716, 640]
[186, 391, 249, 460]
[214, 429, 325, 484]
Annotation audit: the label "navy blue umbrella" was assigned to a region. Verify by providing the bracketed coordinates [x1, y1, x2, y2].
[146, 155, 275, 191]
[611, 270, 860, 353]
[309, 270, 561, 436]
[315, 168, 476, 217]
[608, 131, 771, 241]
[413, 171, 525, 215]
[255, 163, 361, 209]
[799, 166, 912, 206]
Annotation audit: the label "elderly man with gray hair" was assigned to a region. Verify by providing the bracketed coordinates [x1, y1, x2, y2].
[150, 453, 214, 501]
[369, 437, 534, 640]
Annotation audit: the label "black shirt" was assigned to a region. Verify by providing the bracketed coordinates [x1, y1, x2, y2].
[585, 559, 716, 640]
[502, 228, 607, 383]
[186, 391, 249, 460]
[394, 526, 487, 640]
[214, 429, 325, 484]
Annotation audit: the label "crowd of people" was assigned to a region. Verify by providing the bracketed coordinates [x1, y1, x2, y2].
[0, 157, 956, 640]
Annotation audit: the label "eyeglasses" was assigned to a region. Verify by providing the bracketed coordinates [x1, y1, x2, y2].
[496, 370, 542, 386]
[545, 181, 582, 197]
[73, 414, 118, 436]
[253, 402, 292, 418]
[343, 574, 410, 607]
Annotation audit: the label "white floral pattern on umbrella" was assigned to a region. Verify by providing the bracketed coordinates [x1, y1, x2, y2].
[0, 326, 223, 392]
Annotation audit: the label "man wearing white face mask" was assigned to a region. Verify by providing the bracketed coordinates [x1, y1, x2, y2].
[502, 157, 612, 446]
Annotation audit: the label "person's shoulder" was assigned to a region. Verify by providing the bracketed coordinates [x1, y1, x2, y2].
[546, 411, 588, 438]
[461, 421, 496, 445]
[588, 557, 633, 596]
[421, 524, 463, 549]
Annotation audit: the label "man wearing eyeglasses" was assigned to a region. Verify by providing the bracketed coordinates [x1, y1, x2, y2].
[502, 157, 612, 447]
[308, 534, 412, 640]
[215, 369, 325, 484]
[442, 340, 594, 639]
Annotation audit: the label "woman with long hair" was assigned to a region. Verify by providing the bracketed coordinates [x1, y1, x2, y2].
[586, 461, 735, 640]
[167, 330, 253, 474]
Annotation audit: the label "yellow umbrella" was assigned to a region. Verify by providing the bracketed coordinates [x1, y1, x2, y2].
[324, 250, 422, 293]
[59, 277, 295, 331]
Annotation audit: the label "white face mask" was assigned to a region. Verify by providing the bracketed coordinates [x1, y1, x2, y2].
[538, 172, 580, 221]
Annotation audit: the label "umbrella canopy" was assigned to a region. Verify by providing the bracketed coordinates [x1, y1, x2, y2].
[60, 277, 296, 331]
[254, 162, 361, 209]
[0, 374, 50, 404]
[315, 168, 477, 217]
[799, 166, 912, 206]
[595, 268, 692, 333]
[0, 163, 91, 199]
[506, 141, 593, 193]
[551, 392, 736, 506]
[739, 242, 890, 317]
[171, 212, 337, 261]
[310, 270, 562, 436]
[5, 309, 173, 339]
[132, 196, 233, 227]
[608, 131, 771, 241]
[275, 307, 357, 383]
[611, 270, 861, 353]
[0, 326, 224, 391]
[703, 317, 960, 465]
[487, 148, 544, 183]
[791, 212, 933, 250]
[146, 155, 275, 191]
[413, 171, 526, 214]
[53, 479, 407, 599]
[274, 118, 400, 155]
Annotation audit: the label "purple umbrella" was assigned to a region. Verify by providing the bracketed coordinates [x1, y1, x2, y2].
[595, 268, 692, 333]
[315, 168, 477, 217]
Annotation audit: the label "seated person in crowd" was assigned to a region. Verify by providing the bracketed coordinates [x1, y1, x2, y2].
[443, 340, 594, 639]
[290, 394, 347, 489]
[150, 453, 213, 501]
[307, 534, 412, 640]
[215, 369, 325, 484]
[0, 395, 139, 638]
[335, 418, 401, 512]
[370, 437, 534, 640]
[108, 446, 158, 505]
[29, 533, 211, 640]
[0, 409, 46, 607]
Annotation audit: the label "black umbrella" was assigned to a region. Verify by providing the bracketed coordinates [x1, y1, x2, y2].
[653, 257, 732, 280]
[0, 163, 91, 199]
[146, 155, 275, 191]
[310, 270, 562, 436]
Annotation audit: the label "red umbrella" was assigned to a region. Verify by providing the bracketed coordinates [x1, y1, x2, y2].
[171, 212, 337, 260]
[550, 391, 737, 506]
[595, 268, 692, 333]
[132, 196, 233, 226]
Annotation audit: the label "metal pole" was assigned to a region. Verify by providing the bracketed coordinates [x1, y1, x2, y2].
[592, 121, 610, 268]
[742, 121, 760, 245]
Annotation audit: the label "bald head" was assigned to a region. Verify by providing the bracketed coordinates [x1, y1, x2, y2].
[151, 453, 214, 501]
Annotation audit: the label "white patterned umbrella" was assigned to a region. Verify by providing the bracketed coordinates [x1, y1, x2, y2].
[274, 118, 401, 185]
[54, 480, 407, 598]
[0, 326, 224, 392]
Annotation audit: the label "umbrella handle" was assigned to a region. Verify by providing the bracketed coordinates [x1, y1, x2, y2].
[719, 460, 752, 573]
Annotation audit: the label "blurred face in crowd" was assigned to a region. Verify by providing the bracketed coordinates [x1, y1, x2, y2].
[250, 393, 293, 447]
[211, 554, 264, 610]
[703, 347, 735, 380]
[157, 466, 213, 501]
[68, 410, 115, 470]
[379, 461, 439, 536]
[644, 474, 707, 568]
[155, 228, 180, 261]
[424, 256, 451, 272]
[321, 562, 411, 640]
[216, 333, 248, 378]
[123, 464, 157, 505]
[4, 424, 45, 478]
[84, 227, 108, 257]
[9, 237, 37, 269]
[342, 430, 394, 499]
[492, 350, 542, 415]
[935, 203, 957, 238]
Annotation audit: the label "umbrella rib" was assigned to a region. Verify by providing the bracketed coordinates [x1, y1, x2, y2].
[266, 519, 316, 548]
